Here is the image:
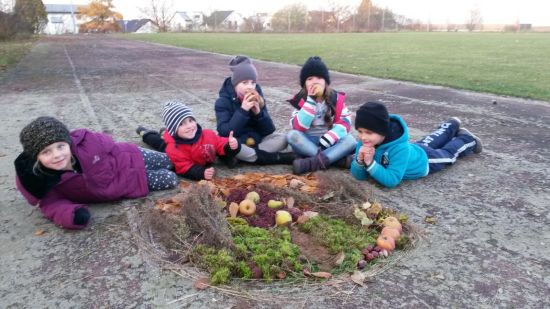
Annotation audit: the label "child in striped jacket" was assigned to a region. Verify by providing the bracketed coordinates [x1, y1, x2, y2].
[287, 56, 356, 174]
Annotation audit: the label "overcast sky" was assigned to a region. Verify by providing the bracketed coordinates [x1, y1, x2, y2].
[43, 0, 550, 26]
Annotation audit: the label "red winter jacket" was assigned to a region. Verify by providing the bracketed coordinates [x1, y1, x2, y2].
[163, 129, 233, 179]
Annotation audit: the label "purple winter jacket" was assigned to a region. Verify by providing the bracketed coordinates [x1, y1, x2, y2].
[15, 129, 149, 229]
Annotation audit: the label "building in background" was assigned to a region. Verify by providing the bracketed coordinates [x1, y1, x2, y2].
[117, 19, 157, 33]
[43, 4, 80, 35]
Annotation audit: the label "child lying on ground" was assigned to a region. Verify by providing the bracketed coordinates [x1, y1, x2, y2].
[351, 102, 482, 188]
[15, 117, 177, 229]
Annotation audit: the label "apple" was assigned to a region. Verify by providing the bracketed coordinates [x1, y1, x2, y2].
[239, 199, 256, 216]
[382, 216, 402, 232]
[245, 191, 260, 203]
[275, 210, 292, 226]
[376, 235, 396, 251]
[245, 137, 256, 147]
[381, 227, 401, 240]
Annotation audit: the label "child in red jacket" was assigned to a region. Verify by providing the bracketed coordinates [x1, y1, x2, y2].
[158, 101, 241, 180]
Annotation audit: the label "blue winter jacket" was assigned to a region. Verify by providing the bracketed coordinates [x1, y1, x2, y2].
[350, 115, 429, 188]
[214, 77, 276, 145]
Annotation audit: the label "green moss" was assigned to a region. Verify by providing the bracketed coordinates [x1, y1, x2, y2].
[300, 215, 377, 254]
[192, 219, 304, 284]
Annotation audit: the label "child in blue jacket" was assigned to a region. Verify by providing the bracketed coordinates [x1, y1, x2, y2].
[350, 102, 482, 188]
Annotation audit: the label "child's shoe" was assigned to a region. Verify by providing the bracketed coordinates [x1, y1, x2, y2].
[448, 117, 461, 131]
[136, 126, 156, 137]
[458, 128, 483, 153]
[292, 152, 330, 174]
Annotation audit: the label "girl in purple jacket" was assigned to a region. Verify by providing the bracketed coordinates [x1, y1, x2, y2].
[14, 117, 178, 230]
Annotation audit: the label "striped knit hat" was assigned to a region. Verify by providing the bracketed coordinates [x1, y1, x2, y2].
[162, 101, 195, 137]
[20, 116, 72, 160]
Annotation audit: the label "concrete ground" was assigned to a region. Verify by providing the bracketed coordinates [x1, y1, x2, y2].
[0, 35, 548, 308]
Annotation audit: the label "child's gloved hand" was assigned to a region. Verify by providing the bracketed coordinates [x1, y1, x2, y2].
[228, 131, 238, 150]
[204, 167, 215, 180]
[73, 207, 90, 226]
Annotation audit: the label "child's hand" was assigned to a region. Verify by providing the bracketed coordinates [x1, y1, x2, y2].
[204, 167, 215, 180]
[228, 131, 238, 150]
[308, 84, 324, 97]
[241, 92, 256, 111]
[250, 101, 261, 115]
[358, 146, 375, 166]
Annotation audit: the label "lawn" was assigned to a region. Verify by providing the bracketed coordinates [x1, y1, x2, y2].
[123, 32, 550, 102]
[0, 39, 36, 79]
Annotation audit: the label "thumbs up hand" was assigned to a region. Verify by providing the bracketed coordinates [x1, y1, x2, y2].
[228, 131, 238, 150]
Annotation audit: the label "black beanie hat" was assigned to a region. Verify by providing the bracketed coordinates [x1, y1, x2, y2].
[20, 116, 72, 160]
[300, 56, 330, 87]
[355, 102, 390, 136]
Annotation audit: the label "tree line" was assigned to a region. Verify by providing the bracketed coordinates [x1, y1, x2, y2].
[1, 0, 46, 40]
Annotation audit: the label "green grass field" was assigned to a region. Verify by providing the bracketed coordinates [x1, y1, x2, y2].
[124, 32, 550, 102]
[0, 39, 35, 79]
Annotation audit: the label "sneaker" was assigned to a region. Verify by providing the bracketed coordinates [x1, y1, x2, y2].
[458, 128, 483, 153]
[448, 117, 462, 129]
[136, 126, 156, 137]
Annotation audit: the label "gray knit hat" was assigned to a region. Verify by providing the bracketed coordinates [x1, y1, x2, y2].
[20, 116, 72, 159]
[162, 100, 195, 137]
[229, 55, 257, 87]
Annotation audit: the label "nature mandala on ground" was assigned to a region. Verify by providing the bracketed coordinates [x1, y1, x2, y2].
[151, 172, 414, 286]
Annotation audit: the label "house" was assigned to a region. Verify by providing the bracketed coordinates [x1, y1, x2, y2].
[171, 11, 204, 31]
[117, 19, 157, 33]
[43, 4, 80, 35]
[205, 10, 243, 31]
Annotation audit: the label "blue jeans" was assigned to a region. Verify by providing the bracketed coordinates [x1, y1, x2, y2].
[415, 120, 476, 173]
[287, 130, 356, 164]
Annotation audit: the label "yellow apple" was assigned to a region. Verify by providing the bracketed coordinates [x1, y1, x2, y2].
[275, 210, 292, 226]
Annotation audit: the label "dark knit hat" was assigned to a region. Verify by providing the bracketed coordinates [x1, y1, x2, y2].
[162, 100, 195, 137]
[300, 56, 330, 87]
[229, 55, 257, 87]
[19, 116, 72, 160]
[355, 102, 390, 136]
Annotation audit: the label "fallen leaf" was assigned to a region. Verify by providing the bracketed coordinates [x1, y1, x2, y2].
[296, 215, 309, 224]
[361, 217, 373, 226]
[285, 197, 295, 208]
[334, 252, 345, 266]
[350, 271, 366, 286]
[366, 201, 382, 218]
[193, 277, 210, 290]
[425, 216, 437, 224]
[229, 202, 239, 218]
[310, 271, 332, 279]
[320, 191, 335, 201]
[34, 229, 46, 236]
[277, 271, 287, 279]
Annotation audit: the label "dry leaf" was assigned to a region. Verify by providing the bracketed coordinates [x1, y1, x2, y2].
[350, 271, 366, 286]
[425, 216, 437, 224]
[193, 277, 210, 290]
[296, 215, 308, 224]
[277, 271, 287, 279]
[311, 272, 332, 279]
[229, 202, 239, 218]
[286, 196, 295, 208]
[34, 229, 46, 236]
[334, 251, 345, 266]
[366, 201, 382, 218]
[289, 178, 304, 189]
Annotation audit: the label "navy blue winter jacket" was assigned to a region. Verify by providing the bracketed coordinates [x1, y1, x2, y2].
[214, 77, 277, 144]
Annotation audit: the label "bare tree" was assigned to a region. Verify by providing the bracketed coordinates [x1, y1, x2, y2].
[271, 4, 307, 32]
[465, 6, 483, 32]
[139, 0, 175, 32]
[328, 1, 351, 32]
